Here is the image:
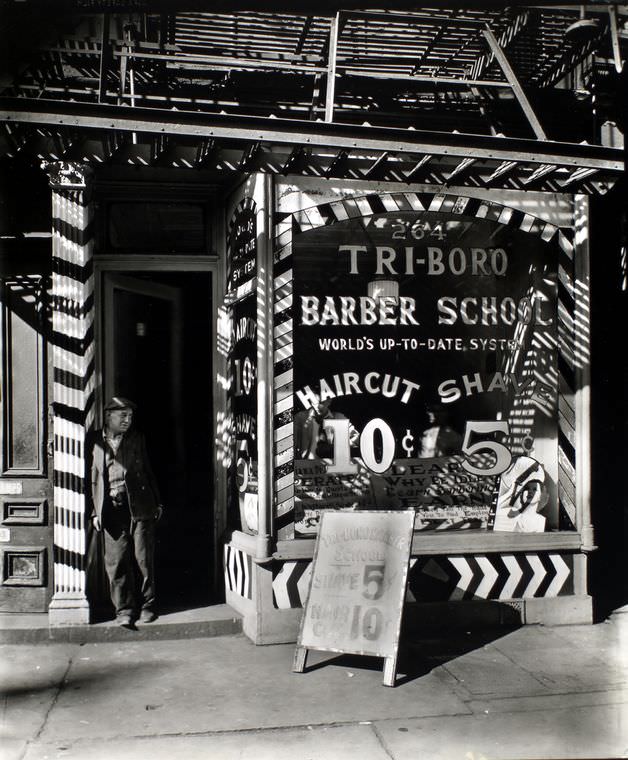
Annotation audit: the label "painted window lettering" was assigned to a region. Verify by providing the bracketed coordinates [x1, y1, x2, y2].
[338, 245, 507, 276]
[460, 421, 512, 477]
[390, 221, 446, 241]
[318, 416, 514, 478]
[300, 295, 420, 326]
[437, 295, 553, 326]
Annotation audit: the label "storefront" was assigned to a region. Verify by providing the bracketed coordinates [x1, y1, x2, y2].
[0, 162, 614, 633]
[0, 5, 625, 635]
[223, 176, 603, 643]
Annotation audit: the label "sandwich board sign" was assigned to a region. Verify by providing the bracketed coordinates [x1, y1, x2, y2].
[293, 509, 415, 687]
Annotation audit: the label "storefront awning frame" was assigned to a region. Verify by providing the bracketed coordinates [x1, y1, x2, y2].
[1, 97, 622, 193]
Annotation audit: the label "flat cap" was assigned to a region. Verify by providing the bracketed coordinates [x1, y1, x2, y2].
[104, 396, 137, 412]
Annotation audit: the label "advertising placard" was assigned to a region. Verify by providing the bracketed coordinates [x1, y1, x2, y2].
[228, 199, 258, 533]
[294, 509, 415, 686]
[292, 201, 560, 534]
[227, 200, 257, 295]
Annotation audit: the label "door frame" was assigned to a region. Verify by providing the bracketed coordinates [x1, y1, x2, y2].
[94, 255, 226, 599]
[103, 273, 185, 472]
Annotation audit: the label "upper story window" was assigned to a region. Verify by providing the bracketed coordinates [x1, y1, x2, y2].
[106, 201, 208, 254]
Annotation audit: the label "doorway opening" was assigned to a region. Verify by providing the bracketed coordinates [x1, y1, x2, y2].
[101, 270, 216, 613]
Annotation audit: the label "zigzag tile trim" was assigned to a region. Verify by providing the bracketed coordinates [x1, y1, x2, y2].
[271, 552, 574, 609]
[411, 553, 574, 601]
[273, 191, 577, 538]
[223, 544, 253, 600]
[51, 187, 95, 597]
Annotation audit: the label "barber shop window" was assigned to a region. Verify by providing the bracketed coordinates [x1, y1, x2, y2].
[106, 202, 208, 253]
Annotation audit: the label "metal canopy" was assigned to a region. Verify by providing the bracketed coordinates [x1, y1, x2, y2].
[0, 5, 625, 192]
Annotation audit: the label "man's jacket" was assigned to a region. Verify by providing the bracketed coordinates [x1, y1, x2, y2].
[87, 428, 161, 522]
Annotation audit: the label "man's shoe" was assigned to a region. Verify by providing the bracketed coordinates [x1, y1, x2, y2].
[116, 613, 134, 628]
[139, 609, 157, 623]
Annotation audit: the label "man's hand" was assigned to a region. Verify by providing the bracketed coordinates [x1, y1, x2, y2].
[156, 505, 164, 521]
[92, 514, 101, 532]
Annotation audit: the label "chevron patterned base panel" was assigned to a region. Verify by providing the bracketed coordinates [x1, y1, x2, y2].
[271, 552, 574, 609]
[224, 544, 253, 600]
[408, 553, 574, 601]
[272, 559, 312, 609]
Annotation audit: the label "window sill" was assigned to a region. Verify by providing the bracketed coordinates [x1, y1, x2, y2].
[273, 530, 583, 560]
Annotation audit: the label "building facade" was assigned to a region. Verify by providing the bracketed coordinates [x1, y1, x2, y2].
[0, 4, 626, 640]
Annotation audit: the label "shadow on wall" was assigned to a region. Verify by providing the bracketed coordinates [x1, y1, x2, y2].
[589, 180, 628, 622]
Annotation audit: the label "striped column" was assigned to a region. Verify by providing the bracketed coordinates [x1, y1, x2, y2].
[273, 215, 296, 539]
[573, 195, 593, 555]
[556, 225, 578, 531]
[45, 162, 95, 625]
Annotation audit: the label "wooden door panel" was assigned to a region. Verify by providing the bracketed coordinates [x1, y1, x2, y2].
[0, 276, 54, 612]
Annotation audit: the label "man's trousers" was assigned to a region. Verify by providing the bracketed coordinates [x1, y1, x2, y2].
[102, 507, 156, 617]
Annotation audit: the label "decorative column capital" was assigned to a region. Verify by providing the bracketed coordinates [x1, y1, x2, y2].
[41, 160, 94, 190]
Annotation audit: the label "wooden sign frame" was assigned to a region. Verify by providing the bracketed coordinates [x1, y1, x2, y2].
[293, 509, 415, 687]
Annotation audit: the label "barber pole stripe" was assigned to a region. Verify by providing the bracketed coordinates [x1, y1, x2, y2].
[273, 190, 579, 538]
[556, 219, 577, 530]
[51, 182, 95, 599]
[223, 544, 253, 600]
[273, 215, 296, 539]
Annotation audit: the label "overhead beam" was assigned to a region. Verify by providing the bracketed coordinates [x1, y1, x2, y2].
[446, 157, 477, 182]
[238, 141, 262, 171]
[482, 27, 547, 140]
[150, 133, 170, 165]
[281, 145, 307, 175]
[404, 153, 433, 182]
[364, 151, 390, 179]
[522, 163, 557, 185]
[2, 123, 32, 155]
[195, 137, 219, 169]
[0, 97, 622, 174]
[103, 131, 130, 161]
[52, 129, 79, 159]
[558, 166, 598, 188]
[325, 148, 349, 177]
[338, 69, 510, 87]
[483, 159, 519, 184]
[112, 49, 328, 73]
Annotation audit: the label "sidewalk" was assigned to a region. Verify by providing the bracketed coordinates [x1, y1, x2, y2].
[2, 611, 627, 760]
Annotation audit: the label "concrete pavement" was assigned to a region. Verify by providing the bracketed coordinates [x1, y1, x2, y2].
[1, 612, 627, 760]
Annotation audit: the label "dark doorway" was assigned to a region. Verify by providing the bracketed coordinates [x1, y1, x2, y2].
[103, 271, 215, 612]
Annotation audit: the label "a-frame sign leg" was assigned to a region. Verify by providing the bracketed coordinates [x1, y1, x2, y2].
[293, 645, 309, 673]
[383, 655, 398, 687]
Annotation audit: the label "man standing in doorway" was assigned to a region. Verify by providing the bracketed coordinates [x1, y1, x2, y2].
[88, 397, 163, 627]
